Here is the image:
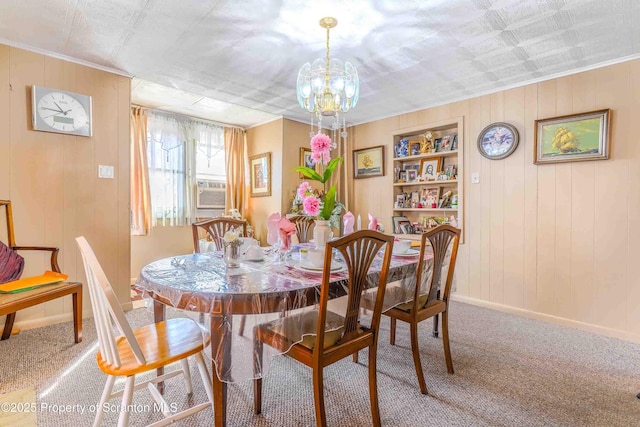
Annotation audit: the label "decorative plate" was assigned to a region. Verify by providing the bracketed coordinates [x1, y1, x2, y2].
[477, 122, 519, 160]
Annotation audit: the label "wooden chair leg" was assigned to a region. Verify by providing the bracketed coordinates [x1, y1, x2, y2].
[389, 317, 396, 345]
[312, 366, 327, 427]
[194, 352, 214, 404]
[73, 289, 82, 343]
[353, 351, 359, 363]
[118, 376, 135, 426]
[238, 315, 246, 336]
[253, 332, 263, 414]
[93, 375, 115, 427]
[442, 310, 454, 374]
[1, 312, 16, 340]
[410, 322, 428, 395]
[368, 344, 382, 427]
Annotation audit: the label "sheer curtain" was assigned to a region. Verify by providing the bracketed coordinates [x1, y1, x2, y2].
[224, 127, 248, 216]
[130, 107, 151, 235]
[147, 111, 196, 226]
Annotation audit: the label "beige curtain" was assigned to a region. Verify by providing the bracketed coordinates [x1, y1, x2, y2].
[224, 127, 248, 216]
[130, 106, 152, 235]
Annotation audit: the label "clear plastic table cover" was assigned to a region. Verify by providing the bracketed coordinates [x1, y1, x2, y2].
[135, 243, 440, 384]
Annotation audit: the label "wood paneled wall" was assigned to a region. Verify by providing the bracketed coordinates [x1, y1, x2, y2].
[351, 59, 640, 342]
[0, 45, 131, 330]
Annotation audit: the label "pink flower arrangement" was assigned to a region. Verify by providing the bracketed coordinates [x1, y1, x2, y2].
[295, 132, 343, 222]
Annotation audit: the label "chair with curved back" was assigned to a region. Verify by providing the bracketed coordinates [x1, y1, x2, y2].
[192, 218, 247, 252]
[0, 200, 81, 342]
[288, 215, 315, 244]
[385, 225, 461, 395]
[253, 230, 394, 427]
[76, 236, 213, 426]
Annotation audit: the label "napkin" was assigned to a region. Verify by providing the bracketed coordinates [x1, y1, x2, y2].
[266, 212, 281, 245]
[368, 213, 379, 231]
[343, 211, 354, 234]
[278, 217, 297, 250]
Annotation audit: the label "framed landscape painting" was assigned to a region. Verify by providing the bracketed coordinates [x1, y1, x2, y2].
[250, 152, 271, 197]
[534, 109, 611, 164]
[353, 145, 385, 179]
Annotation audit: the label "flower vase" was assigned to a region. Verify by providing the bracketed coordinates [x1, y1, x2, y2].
[313, 220, 332, 250]
[223, 243, 241, 268]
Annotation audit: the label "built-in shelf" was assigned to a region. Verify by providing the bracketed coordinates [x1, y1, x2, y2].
[393, 208, 458, 212]
[393, 150, 459, 163]
[393, 180, 458, 187]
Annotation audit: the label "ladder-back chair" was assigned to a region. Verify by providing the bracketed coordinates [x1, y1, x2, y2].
[385, 225, 461, 394]
[288, 215, 315, 243]
[0, 200, 81, 341]
[76, 236, 213, 426]
[253, 230, 394, 427]
[192, 218, 247, 252]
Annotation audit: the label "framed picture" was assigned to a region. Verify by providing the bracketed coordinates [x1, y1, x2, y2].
[353, 145, 385, 178]
[407, 170, 417, 182]
[409, 140, 421, 156]
[392, 215, 410, 234]
[478, 122, 519, 160]
[399, 170, 407, 182]
[421, 187, 441, 208]
[299, 147, 319, 178]
[419, 157, 442, 181]
[534, 109, 611, 164]
[436, 135, 452, 152]
[249, 152, 271, 197]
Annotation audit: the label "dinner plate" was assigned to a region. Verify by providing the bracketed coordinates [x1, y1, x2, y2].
[289, 260, 346, 273]
[392, 249, 419, 257]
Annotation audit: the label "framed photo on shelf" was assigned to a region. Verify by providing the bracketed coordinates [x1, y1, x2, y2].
[534, 109, 611, 164]
[409, 140, 421, 156]
[392, 215, 411, 234]
[407, 170, 417, 182]
[421, 187, 441, 208]
[436, 135, 452, 152]
[398, 170, 407, 182]
[353, 145, 385, 178]
[419, 157, 442, 181]
[250, 152, 271, 197]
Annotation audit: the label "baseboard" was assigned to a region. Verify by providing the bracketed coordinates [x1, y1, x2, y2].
[451, 294, 640, 344]
[1, 301, 135, 333]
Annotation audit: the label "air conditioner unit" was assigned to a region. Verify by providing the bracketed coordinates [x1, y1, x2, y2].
[196, 180, 225, 209]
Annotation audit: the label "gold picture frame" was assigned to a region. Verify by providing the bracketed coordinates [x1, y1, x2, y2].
[534, 109, 611, 164]
[299, 147, 319, 178]
[353, 145, 385, 179]
[419, 157, 442, 181]
[250, 152, 271, 197]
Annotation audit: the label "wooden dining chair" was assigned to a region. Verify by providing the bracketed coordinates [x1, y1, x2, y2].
[76, 236, 213, 427]
[253, 230, 394, 427]
[385, 225, 461, 395]
[192, 217, 249, 335]
[0, 200, 82, 342]
[192, 217, 247, 252]
[288, 215, 315, 243]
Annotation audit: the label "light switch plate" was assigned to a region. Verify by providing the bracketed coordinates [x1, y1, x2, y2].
[471, 172, 480, 184]
[98, 165, 114, 179]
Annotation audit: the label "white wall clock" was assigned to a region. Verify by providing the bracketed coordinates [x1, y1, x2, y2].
[32, 86, 92, 137]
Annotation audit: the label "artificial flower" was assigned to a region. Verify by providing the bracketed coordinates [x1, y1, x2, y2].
[303, 196, 320, 217]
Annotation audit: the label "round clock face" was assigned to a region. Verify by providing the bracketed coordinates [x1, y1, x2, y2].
[37, 92, 89, 132]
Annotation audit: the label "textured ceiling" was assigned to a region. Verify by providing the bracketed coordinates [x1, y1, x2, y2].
[1, 0, 639, 128]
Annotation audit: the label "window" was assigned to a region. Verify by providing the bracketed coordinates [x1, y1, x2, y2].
[146, 111, 225, 226]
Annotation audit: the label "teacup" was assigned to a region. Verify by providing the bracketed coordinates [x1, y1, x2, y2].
[307, 249, 325, 268]
[244, 245, 264, 261]
[393, 240, 411, 254]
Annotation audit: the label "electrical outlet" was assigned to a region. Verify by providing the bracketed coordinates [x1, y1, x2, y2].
[471, 172, 480, 184]
[98, 165, 114, 179]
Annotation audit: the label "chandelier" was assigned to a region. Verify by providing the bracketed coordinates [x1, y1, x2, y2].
[296, 17, 359, 130]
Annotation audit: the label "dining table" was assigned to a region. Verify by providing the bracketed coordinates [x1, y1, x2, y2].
[135, 242, 434, 427]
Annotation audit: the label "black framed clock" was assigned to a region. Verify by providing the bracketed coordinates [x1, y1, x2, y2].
[32, 85, 92, 137]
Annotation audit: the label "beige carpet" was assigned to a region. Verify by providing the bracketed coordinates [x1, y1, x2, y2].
[1, 301, 639, 426]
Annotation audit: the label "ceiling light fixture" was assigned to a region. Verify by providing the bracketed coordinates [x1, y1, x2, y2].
[296, 17, 359, 131]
